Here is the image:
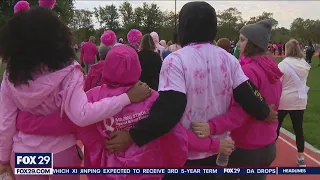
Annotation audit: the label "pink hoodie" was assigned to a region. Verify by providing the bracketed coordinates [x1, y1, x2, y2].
[80, 41, 98, 64]
[83, 60, 105, 92]
[208, 55, 283, 149]
[0, 61, 131, 163]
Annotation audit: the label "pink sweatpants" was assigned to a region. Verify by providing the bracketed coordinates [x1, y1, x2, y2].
[11, 145, 82, 180]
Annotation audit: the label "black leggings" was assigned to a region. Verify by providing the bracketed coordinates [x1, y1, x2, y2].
[162, 155, 218, 180]
[306, 58, 312, 64]
[276, 110, 305, 153]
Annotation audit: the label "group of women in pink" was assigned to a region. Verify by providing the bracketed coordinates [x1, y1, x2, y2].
[0, 0, 310, 180]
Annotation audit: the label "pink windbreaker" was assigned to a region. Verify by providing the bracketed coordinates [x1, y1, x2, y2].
[80, 41, 98, 64]
[208, 55, 283, 149]
[83, 60, 105, 92]
[0, 61, 131, 163]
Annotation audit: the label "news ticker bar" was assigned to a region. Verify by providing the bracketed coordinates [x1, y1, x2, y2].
[14, 167, 320, 175]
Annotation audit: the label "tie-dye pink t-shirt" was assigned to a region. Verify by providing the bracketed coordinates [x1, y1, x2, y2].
[158, 43, 248, 160]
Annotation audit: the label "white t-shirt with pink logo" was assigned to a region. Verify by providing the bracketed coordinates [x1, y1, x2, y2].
[158, 43, 248, 160]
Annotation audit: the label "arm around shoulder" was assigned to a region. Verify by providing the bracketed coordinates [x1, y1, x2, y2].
[208, 100, 251, 135]
[129, 55, 187, 146]
[63, 70, 131, 127]
[232, 61, 270, 121]
[129, 91, 187, 146]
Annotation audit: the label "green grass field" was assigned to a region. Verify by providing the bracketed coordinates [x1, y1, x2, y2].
[0, 56, 319, 149]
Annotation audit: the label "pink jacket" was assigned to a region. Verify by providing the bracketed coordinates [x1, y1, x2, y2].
[208, 55, 283, 149]
[83, 60, 105, 92]
[239, 55, 245, 62]
[0, 61, 130, 163]
[81, 42, 98, 64]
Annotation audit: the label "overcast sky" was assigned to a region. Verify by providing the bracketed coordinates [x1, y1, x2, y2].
[75, 0, 320, 29]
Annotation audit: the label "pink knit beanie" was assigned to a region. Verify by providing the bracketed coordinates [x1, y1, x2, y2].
[101, 30, 117, 46]
[127, 29, 142, 50]
[127, 29, 142, 44]
[14, 1, 30, 14]
[39, 0, 56, 9]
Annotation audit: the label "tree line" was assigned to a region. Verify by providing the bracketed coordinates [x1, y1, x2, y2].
[1, 1, 319, 44]
[0, 0, 74, 25]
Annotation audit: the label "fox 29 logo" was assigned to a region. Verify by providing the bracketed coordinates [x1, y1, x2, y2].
[15, 153, 53, 168]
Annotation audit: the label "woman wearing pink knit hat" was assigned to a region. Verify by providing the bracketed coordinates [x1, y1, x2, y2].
[127, 29, 142, 51]
[101, 30, 117, 47]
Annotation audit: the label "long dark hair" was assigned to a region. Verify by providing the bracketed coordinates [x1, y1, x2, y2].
[139, 34, 155, 52]
[173, 33, 179, 44]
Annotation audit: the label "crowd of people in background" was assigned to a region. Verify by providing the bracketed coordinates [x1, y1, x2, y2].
[0, 1, 317, 180]
[79, 31, 182, 75]
[77, 34, 318, 74]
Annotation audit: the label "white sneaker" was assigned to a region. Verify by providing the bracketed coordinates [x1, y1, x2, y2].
[297, 158, 306, 167]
